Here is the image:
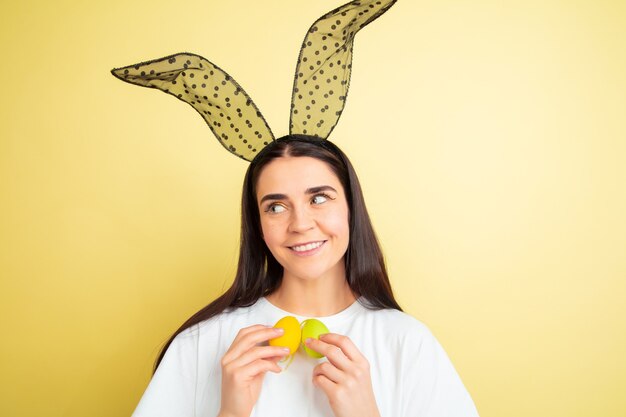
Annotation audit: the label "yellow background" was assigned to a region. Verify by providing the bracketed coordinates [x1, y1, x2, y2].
[1, 0, 625, 416]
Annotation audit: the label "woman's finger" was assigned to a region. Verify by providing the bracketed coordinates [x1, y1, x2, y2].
[224, 324, 269, 356]
[222, 326, 284, 365]
[305, 337, 350, 371]
[238, 326, 284, 349]
[319, 333, 364, 362]
[241, 358, 283, 378]
[240, 323, 270, 334]
[312, 372, 336, 396]
[229, 345, 290, 369]
[313, 361, 344, 384]
[231, 324, 270, 343]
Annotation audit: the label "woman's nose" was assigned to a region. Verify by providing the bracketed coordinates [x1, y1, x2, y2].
[288, 206, 315, 232]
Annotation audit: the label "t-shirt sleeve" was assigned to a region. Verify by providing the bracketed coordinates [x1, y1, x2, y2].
[132, 327, 200, 417]
[400, 324, 479, 417]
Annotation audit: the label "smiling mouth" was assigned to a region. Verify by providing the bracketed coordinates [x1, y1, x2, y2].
[289, 241, 326, 253]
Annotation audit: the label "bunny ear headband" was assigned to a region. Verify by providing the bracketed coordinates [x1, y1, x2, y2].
[111, 0, 397, 162]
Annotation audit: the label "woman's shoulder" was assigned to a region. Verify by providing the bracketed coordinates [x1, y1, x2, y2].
[356, 301, 435, 343]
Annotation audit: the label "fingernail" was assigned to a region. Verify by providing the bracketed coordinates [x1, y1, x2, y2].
[274, 327, 284, 334]
[281, 347, 290, 352]
[305, 337, 312, 344]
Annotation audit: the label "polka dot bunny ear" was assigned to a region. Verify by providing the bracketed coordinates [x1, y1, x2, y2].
[111, 0, 397, 161]
[111, 53, 274, 161]
[290, 0, 398, 138]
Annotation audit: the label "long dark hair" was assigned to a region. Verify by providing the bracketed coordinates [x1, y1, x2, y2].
[153, 135, 402, 372]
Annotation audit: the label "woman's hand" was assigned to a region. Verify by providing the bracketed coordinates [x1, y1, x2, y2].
[218, 324, 290, 417]
[306, 333, 381, 417]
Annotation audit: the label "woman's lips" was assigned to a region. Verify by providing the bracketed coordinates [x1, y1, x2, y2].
[288, 240, 326, 256]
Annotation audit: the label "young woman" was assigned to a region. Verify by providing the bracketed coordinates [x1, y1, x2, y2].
[130, 136, 479, 417]
[113, 2, 480, 415]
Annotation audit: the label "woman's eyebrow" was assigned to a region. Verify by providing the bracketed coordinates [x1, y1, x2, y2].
[305, 185, 337, 195]
[259, 186, 337, 204]
[259, 193, 287, 204]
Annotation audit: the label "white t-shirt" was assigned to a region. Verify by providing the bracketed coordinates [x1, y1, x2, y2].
[132, 297, 479, 417]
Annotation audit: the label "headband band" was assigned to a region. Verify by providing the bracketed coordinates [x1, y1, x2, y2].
[249, 134, 342, 165]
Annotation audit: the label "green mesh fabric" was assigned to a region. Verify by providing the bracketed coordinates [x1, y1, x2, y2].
[290, 0, 397, 138]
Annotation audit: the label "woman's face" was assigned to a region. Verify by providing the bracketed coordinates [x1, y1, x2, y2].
[256, 156, 350, 283]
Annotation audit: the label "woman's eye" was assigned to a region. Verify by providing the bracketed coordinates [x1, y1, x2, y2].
[267, 204, 286, 213]
[311, 194, 328, 205]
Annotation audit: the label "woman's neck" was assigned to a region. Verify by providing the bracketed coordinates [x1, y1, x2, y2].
[267, 274, 356, 317]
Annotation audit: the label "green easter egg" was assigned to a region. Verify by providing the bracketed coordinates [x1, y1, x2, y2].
[301, 319, 329, 358]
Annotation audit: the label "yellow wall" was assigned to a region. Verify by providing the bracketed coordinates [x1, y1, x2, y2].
[1, 0, 625, 416]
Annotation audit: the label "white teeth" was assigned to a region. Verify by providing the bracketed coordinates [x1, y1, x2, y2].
[291, 241, 324, 252]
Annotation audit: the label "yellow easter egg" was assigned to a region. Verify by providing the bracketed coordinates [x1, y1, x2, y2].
[269, 316, 301, 354]
[301, 319, 329, 358]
